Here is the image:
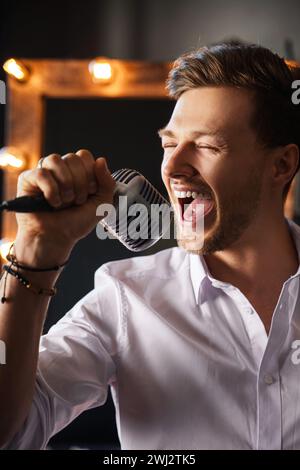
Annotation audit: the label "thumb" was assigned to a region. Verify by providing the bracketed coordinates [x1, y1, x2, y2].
[83, 157, 116, 217]
[93, 157, 116, 201]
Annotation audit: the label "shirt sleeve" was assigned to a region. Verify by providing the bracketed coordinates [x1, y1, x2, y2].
[3, 265, 124, 449]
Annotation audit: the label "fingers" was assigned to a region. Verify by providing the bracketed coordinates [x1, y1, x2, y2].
[75, 149, 98, 194]
[41, 150, 97, 205]
[61, 153, 89, 204]
[17, 150, 114, 209]
[40, 153, 75, 204]
[18, 168, 62, 208]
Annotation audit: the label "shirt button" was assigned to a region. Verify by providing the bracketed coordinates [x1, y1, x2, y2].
[264, 374, 275, 385]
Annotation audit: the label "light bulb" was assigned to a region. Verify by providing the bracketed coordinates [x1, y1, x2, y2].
[89, 58, 114, 83]
[0, 240, 13, 262]
[3, 59, 30, 82]
[0, 147, 26, 169]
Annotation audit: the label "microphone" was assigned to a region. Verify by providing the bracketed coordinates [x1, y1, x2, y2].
[0, 169, 173, 252]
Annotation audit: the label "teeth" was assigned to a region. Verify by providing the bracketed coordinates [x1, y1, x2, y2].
[199, 193, 212, 200]
[173, 189, 212, 199]
[174, 190, 185, 198]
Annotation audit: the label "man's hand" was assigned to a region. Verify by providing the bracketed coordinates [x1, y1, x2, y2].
[14, 149, 116, 266]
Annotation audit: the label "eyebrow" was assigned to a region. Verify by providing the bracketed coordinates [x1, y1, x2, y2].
[157, 127, 224, 141]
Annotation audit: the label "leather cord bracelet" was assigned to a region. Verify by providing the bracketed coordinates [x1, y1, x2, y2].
[6, 243, 69, 272]
[2, 264, 57, 300]
[0, 243, 60, 303]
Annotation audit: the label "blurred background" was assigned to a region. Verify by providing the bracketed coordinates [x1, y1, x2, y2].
[1, 0, 300, 450]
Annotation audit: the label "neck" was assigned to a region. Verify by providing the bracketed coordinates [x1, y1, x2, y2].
[203, 212, 299, 294]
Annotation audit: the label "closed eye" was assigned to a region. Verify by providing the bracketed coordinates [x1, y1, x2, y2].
[163, 143, 177, 149]
[196, 145, 218, 152]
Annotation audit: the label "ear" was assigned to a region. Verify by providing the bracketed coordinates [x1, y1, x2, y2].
[271, 144, 299, 191]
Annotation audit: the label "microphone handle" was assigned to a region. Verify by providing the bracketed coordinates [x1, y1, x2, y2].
[1, 195, 55, 212]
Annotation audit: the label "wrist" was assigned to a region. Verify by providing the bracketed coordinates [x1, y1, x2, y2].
[14, 232, 73, 269]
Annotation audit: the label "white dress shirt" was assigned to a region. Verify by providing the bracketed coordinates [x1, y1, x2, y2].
[4, 218, 300, 450]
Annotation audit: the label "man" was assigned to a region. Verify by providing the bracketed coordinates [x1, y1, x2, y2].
[0, 42, 300, 450]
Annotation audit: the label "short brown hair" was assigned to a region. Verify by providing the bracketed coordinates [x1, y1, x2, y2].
[167, 42, 300, 200]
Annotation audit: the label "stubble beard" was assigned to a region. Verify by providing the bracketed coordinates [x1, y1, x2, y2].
[177, 168, 264, 255]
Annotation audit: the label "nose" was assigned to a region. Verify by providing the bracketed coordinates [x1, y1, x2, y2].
[161, 144, 196, 180]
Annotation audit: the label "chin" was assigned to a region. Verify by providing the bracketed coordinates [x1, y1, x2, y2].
[177, 236, 209, 255]
[177, 236, 221, 255]
[175, 207, 219, 254]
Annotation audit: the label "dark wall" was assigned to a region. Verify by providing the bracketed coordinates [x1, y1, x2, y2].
[1, 0, 104, 60]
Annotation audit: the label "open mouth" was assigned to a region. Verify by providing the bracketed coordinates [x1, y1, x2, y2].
[174, 191, 215, 223]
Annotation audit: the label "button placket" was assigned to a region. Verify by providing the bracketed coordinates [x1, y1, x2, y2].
[256, 286, 293, 450]
[256, 370, 281, 449]
[220, 287, 268, 372]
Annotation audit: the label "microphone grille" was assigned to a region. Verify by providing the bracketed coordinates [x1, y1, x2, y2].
[111, 168, 141, 184]
[100, 169, 172, 252]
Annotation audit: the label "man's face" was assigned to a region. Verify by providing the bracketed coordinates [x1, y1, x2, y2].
[160, 86, 269, 254]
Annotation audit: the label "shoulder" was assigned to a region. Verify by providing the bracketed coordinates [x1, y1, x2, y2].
[94, 246, 189, 287]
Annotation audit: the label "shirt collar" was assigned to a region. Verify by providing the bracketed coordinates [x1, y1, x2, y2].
[190, 218, 300, 305]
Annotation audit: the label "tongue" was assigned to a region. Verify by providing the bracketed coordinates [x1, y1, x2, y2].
[183, 197, 214, 221]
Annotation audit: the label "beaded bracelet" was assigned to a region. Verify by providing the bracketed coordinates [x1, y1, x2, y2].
[1, 265, 56, 303]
